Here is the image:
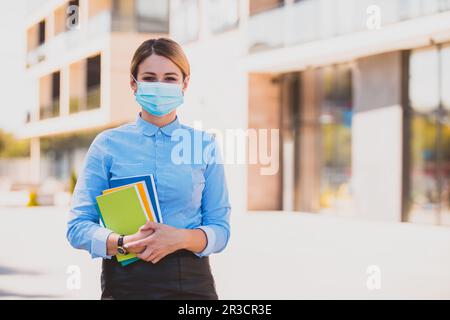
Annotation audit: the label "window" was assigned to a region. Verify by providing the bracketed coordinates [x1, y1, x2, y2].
[278, 65, 353, 214]
[171, 0, 200, 43]
[208, 0, 239, 34]
[88, 0, 111, 18]
[442, 45, 450, 222]
[39, 71, 61, 120]
[112, 0, 169, 33]
[54, 5, 66, 35]
[247, 65, 353, 213]
[112, 0, 134, 17]
[70, 54, 102, 113]
[38, 20, 46, 46]
[318, 66, 353, 214]
[87, 55, 101, 110]
[69, 60, 84, 113]
[27, 20, 46, 52]
[112, 0, 135, 31]
[27, 25, 38, 52]
[135, 0, 169, 33]
[249, 0, 284, 16]
[407, 45, 450, 225]
[69, 0, 80, 9]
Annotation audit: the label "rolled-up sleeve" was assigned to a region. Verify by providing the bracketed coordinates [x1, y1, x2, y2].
[194, 136, 231, 257]
[66, 131, 113, 259]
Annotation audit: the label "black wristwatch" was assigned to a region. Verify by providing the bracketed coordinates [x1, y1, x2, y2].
[117, 235, 128, 255]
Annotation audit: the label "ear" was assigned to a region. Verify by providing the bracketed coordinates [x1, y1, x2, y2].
[130, 75, 137, 94]
[182, 75, 190, 93]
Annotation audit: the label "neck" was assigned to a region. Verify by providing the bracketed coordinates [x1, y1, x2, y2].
[141, 110, 177, 127]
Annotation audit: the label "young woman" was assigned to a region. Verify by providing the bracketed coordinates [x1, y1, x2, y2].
[67, 37, 231, 300]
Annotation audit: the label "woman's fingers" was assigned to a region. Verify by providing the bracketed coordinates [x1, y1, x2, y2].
[148, 252, 163, 264]
[128, 245, 146, 254]
[125, 237, 149, 250]
[124, 240, 142, 250]
[139, 221, 159, 231]
[151, 253, 165, 264]
[137, 247, 153, 261]
[124, 233, 155, 249]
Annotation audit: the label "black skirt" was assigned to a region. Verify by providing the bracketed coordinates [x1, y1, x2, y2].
[100, 249, 218, 300]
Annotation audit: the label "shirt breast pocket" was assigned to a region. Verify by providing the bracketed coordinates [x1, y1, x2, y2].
[109, 161, 145, 180]
[191, 166, 206, 210]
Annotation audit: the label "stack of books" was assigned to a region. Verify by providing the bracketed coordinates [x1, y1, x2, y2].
[95, 174, 162, 266]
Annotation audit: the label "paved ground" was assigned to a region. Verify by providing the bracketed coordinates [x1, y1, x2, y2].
[1, 206, 450, 299]
[213, 212, 450, 299]
[0, 206, 101, 299]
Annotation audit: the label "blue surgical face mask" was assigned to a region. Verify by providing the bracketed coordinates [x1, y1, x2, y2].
[132, 75, 184, 117]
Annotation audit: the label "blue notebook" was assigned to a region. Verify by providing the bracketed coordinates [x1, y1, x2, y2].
[98, 174, 162, 267]
[109, 174, 163, 224]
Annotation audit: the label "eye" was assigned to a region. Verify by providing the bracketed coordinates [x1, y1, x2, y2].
[142, 77, 157, 82]
[166, 77, 178, 81]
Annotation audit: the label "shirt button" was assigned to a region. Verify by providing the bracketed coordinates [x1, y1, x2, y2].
[158, 131, 162, 135]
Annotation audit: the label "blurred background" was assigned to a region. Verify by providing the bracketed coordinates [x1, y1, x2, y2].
[0, 0, 450, 299]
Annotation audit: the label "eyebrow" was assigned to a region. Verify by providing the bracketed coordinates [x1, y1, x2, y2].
[141, 72, 179, 76]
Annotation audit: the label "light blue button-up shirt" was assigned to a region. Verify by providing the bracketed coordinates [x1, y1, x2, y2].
[66, 113, 231, 259]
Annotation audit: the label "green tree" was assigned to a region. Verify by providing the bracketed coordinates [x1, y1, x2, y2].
[0, 129, 30, 158]
[69, 169, 78, 194]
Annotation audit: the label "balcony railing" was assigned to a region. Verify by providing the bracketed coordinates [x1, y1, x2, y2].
[26, 11, 112, 68]
[69, 85, 101, 114]
[39, 100, 60, 120]
[26, 6, 169, 68]
[249, 0, 450, 53]
[26, 44, 47, 68]
[86, 85, 101, 111]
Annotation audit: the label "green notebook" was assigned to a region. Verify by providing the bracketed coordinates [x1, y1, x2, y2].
[96, 185, 148, 264]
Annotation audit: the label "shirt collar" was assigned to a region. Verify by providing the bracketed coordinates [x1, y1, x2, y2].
[135, 112, 181, 137]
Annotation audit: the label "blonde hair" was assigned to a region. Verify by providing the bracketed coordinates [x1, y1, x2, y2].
[130, 37, 190, 80]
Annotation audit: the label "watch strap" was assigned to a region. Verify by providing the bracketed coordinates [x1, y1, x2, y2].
[118, 234, 125, 247]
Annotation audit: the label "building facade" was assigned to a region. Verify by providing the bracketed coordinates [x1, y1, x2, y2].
[21, 0, 170, 188]
[243, 0, 450, 227]
[20, 0, 450, 226]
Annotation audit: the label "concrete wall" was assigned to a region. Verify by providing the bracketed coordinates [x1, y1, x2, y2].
[175, 0, 250, 216]
[352, 51, 405, 221]
[247, 73, 281, 211]
[109, 32, 162, 125]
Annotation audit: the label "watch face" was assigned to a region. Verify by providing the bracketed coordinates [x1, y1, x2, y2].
[117, 247, 126, 255]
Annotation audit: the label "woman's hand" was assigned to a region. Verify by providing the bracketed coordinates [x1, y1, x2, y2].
[123, 227, 155, 254]
[124, 221, 188, 264]
[106, 226, 154, 256]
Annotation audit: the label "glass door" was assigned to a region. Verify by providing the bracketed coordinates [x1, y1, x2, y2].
[407, 44, 450, 225]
